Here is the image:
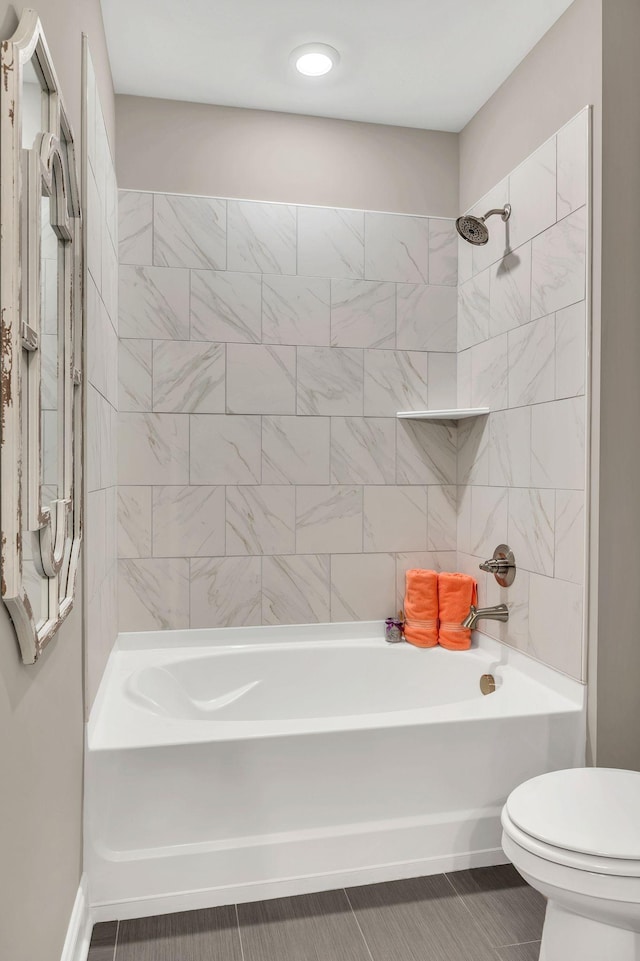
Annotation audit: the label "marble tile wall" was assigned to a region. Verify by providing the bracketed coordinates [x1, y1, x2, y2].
[84, 47, 119, 711]
[456, 108, 589, 681]
[117, 191, 459, 630]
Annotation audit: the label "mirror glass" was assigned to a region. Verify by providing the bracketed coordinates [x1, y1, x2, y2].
[22, 58, 43, 149]
[40, 193, 61, 507]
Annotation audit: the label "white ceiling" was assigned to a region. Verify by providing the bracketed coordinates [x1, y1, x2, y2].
[101, 0, 575, 131]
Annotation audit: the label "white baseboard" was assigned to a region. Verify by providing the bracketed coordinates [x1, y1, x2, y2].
[91, 847, 508, 922]
[60, 874, 93, 961]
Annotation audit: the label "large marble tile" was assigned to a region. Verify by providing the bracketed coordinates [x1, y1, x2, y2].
[427, 485, 457, 550]
[330, 416, 396, 485]
[396, 420, 457, 485]
[470, 178, 510, 276]
[485, 564, 530, 651]
[428, 353, 457, 409]
[331, 553, 396, 621]
[297, 206, 364, 279]
[428, 219, 458, 286]
[262, 415, 330, 485]
[153, 485, 225, 557]
[118, 486, 151, 558]
[364, 212, 430, 283]
[190, 557, 261, 628]
[470, 486, 508, 558]
[508, 314, 555, 407]
[262, 275, 330, 346]
[227, 343, 296, 414]
[119, 558, 189, 631]
[395, 551, 457, 610]
[458, 270, 490, 350]
[297, 346, 363, 415]
[118, 412, 189, 485]
[531, 206, 586, 319]
[364, 349, 429, 416]
[154, 193, 226, 269]
[119, 190, 152, 265]
[556, 299, 587, 399]
[364, 486, 427, 552]
[296, 486, 362, 554]
[488, 407, 531, 487]
[153, 341, 225, 413]
[457, 415, 490, 486]
[531, 397, 585, 490]
[557, 109, 588, 219]
[262, 554, 331, 624]
[86, 166, 102, 290]
[226, 485, 295, 555]
[489, 244, 531, 336]
[456, 484, 472, 555]
[191, 269, 262, 344]
[396, 283, 457, 351]
[508, 488, 555, 576]
[227, 200, 296, 274]
[457, 347, 472, 408]
[471, 333, 508, 410]
[457, 231, 473, 285]
[119, 265, 189, 339]
[86, 277, 107, 394]
[508, 137, 557, 249]
[528, 574, 583, 679]
[86, 489, 106, 601]
[555, 489, 585, 584]
[101, 235, 119, 328]
[190, 414, 261, 484]
[331, 280, 395, 349]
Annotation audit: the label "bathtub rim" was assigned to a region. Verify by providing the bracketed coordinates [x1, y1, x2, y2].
[88, 622, 585, 752]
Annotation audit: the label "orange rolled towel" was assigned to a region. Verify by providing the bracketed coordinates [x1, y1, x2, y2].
[403, 569, 439, 648]
[438, 572, 478, 651]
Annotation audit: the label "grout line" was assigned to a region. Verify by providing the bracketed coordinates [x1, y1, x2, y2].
[234, 904, 246, 961]
[111, 919, 119, 961]
[343, 888, 376, 961]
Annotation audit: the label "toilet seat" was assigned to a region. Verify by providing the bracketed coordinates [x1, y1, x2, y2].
[506, 768, 640, 859]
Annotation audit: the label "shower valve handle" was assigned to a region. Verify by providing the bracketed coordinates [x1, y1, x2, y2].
[478, 544, 516, 588]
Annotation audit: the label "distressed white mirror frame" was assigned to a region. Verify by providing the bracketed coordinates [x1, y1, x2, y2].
[0, 9, 82, 663]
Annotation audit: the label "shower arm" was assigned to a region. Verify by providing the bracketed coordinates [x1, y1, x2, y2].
[481, 205, 511, 223]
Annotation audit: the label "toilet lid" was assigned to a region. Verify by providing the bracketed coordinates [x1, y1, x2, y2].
[506, 768, 640, 861]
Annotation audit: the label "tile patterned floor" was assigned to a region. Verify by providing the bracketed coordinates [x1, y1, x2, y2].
[89, 864, 545, 961]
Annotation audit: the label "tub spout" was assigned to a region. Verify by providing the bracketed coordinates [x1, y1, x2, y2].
[462, 604, 509, 630]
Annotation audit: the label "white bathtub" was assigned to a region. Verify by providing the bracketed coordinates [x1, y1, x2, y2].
[86, 621, 585, 920]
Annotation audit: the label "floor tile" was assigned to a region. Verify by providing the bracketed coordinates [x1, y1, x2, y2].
[446, 864, 546, 947]
[88, 921, 117, 961]
[497, 942, 541, 961]
[238, 889, 371, 961]
[116, 906, 241, 961]
[347, 874, 496, 961]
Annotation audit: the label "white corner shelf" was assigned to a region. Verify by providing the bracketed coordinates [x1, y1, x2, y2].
[396, 408, 490, 421]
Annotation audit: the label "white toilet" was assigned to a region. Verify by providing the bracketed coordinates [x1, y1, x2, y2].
[502, 768, 640, 961]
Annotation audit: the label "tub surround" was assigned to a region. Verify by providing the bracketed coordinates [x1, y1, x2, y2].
[456, 108, 589, 682]
[114, 110, 589, 686]
[117, 194, 459, 632]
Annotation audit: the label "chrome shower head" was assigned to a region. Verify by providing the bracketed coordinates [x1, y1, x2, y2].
[455, 204, 511, 246]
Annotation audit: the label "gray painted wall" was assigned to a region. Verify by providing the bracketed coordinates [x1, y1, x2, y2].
[115, 96, 459, 218]
[0, 4, 114, 960]
[595, 0, 640, 771]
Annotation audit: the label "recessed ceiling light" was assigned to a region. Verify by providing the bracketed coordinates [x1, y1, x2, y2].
[291, 43, 340, 77]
